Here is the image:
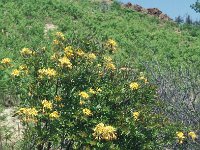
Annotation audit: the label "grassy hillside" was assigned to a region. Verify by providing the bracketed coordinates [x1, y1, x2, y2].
[0, 0, 199, 68]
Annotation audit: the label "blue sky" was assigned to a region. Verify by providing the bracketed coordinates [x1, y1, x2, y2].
[119, 0, 200, 20]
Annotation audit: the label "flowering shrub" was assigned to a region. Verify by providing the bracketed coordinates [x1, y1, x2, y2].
[1, 32, 197, 149]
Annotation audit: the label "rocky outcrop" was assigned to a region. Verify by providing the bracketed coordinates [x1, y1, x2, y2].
[147, 8, 162, 17]
[123, 2, 172, 21]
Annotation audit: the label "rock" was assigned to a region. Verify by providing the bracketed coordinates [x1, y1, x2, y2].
[159, 13, 172, 21]
[147, 8, 162, 17]
[133, 4, 143, 12]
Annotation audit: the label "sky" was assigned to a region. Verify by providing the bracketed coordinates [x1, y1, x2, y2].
[119, 0, 200, 21]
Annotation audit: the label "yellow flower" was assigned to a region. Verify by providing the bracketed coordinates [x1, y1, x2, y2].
[20, 48, 33, 56]
[42, 99, 53, 110]
[76, 49, 85, 57]
[56, 32, 65, 40]
[64, 46, 74, 58]
[188, 131, 197, 141]
[28, 108, 38, 116]
[130, 82, 139, 90]
[38, 68, 57, 78]
[11, 69, 20, 77]
[79, 91, 89, 99]
[1, 58, 12, 64]
[87, 53, 96, 60]
[106, 39, 117, 47]
[49, 111, 60, 119]
[104, 56, 112, 62]
[18, 107, 38, 116]
[133, 111, 139, 121]
[58, 56, 72, 69]
[89, 88, 96, 94]
[97, 64, 102, 67]
[46, 68, 57, 77]
[79, 100, 86, 105]
[106, 39, 117, 52]
[83, 108, 93, 116]
[93, 123, 117, 141]
[96, 88, 102, 92]
[51, 53, 59, 60]
[53, 39, 59, 45]
[105, 62, 116, 70]
[54, 95, 62, 102]
[176, 131, 185, 144]
[139, 76, 148, 84]
[19, 65, 27, 70]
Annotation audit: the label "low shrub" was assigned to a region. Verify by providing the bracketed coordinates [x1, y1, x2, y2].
[0, 32, 197, 149]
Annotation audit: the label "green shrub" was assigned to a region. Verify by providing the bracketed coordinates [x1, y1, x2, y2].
[1, 32, 197, 149]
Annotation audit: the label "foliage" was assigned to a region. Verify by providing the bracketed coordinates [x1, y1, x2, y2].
[0, 0, 199, 149]
[1, 33, 194, 149]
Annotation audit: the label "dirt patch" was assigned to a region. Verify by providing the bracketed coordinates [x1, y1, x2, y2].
[44, 23, 58, 36]
[0, 107, 23, 148]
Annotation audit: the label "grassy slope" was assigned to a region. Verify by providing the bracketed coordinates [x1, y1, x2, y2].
[0, 0, 199, 72]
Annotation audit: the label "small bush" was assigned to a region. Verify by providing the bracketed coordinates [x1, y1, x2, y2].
[1, 32, 197, 149]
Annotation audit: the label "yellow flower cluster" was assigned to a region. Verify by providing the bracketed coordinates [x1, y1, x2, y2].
[53, 39, 59, 45]
[76, 49, 85, 57]
[79, 100, 86, 105]
[89, 88, 96, 94]
[79, 91, 90, 99]
[1, 58, 12, 65]
[139, 76, 148, 84]
[58, 56, 72, 69]
[93, 123, 117, 141]
[104, 56, 116, 70]
[176, 131, 198, 144]
[133, 111, 140, 121]
[64, 46, 74, 58]
[188, 131, 197, 141]
[38, 68, 57, 78]
[86, 53, 96, 60]
[18, 107, 38, 116]
[105, 62, 116, 70]
[11, 69, 20, 77]
[49, 111, 60, 119]
[83, 108, 93, 116]
[19, 64, 28, 74]
[106, 39, 117, 52]
[20, 48, 34, 56]
[130, 82, 139, 90]
[54, 95, 62, 102]
[42, 99, 53, 110]
[89, 88, 102, 94]
[176, 131, 185, 144]
[56, 32, 65, 40]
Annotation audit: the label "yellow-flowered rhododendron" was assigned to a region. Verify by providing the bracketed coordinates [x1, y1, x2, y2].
[176, 131, 185, 144]
[133, 111, 140, 121]
[130, 82, 139, 90]
[188, 131, 197, 141]
[42, 99, 53, 110]
[1, 58, 12, 64]
[54, 95, 62, 102]
[49, 111, 60, 119]
[79, 91, 89, 99]
[11, 69, 20, 77]
[93, 123, 117, 141]
[38, 68, 57, 78]
[58, 56, 72, 69]
[20, 48, 33, 56]
[83, 108, 93, 116]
